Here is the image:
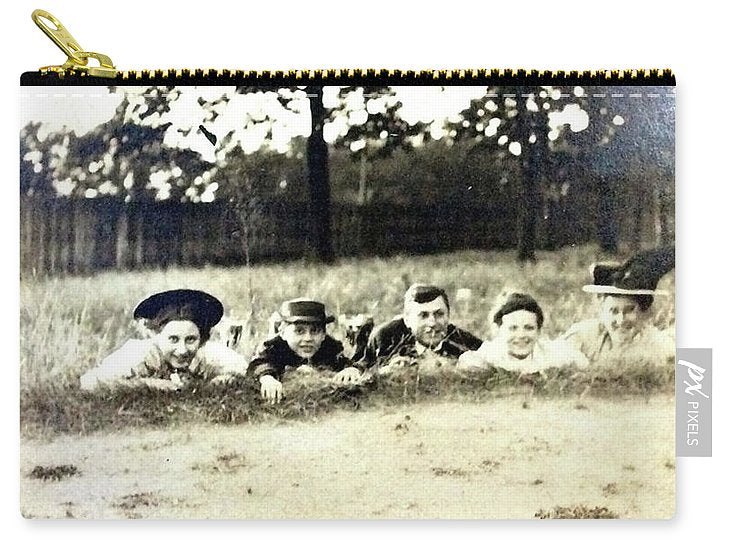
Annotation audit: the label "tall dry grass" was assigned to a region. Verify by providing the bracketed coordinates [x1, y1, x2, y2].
[20, 245, 675, 436]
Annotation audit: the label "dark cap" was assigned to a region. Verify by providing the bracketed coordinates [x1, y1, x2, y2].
[583, 246, 674, 296]
[278, 298, 335, 324]
[493, 292, 544, 328]
[133, 289, 224, 329]
[403, 284, 450, 308]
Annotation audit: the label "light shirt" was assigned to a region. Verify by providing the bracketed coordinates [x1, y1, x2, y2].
[562, 319, 674, 363]
[468, 337, 589, 374]
[80, 338, 249, 389]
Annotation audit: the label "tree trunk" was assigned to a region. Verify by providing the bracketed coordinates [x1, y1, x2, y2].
[133, 204, 145, 268]
[115, 205, 129, 269]
[306, 86, 335, 263]
[597, 174, 619, 254]
[630, 177, 644, 252]
[545, 187, 560, 251]
[358, 152, 368, 205]
[658, 176, 674, 247]
[517, 98, 545, 262]
[518, 157, 540, 262]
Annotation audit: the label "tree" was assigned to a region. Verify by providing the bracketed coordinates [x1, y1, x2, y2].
[557, 86, 674, 253]
[609, 87, 674, 247]
[305, 85, 334, 262]
[561, 88, 626, 254]
[126, 85, 425, 263]
[20, 121, 61, 196]
[330, 86, 426, 204]
[449, 86, 579, 261]
[447, 85, 669, 260]
[21, 90, 215, 202]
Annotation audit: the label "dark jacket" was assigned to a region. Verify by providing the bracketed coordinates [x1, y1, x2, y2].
[355, 317, 482, 367]
[249, 335, 352, 380]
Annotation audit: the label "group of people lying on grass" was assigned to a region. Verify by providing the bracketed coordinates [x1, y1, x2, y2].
[79, 247, 675, 403]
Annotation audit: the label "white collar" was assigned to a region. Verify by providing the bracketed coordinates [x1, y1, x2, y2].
[415, 340, 444, 356]
[415, 340, 428, 356]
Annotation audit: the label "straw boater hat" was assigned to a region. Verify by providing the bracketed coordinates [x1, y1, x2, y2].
[582, 246, 675, 296]
[133, 289, 224, 329]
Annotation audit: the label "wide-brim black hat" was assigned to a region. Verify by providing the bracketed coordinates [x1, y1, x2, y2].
[582, 246, 674, 296]
[133, 289, 224, 329]
[278, 298, 335, 324]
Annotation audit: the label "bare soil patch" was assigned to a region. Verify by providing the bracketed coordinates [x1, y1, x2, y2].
[20, 395, 675, 519]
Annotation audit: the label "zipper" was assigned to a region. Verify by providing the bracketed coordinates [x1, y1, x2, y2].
[31, 9, 117, 78]
[25, 9, 676, 86]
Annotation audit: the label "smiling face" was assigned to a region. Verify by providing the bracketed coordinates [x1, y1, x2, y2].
[154, 320, 202, 369]
[403, 296, 450, 349]
[280, 321, 326, 360]
[497, 309, 539, 359]
[599, 295, 644, 345]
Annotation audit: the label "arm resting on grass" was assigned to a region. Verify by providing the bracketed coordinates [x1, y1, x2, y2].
[249, 339, 280, 381]
[191, 340, 250, 382]
[79, 340, 154, 391]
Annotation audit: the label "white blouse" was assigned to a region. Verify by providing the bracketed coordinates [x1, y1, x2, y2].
[462, 337, 589, 374]
[79, 338, 249, 390]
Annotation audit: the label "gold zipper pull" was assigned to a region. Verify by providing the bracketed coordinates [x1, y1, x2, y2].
[32, 9, 117, 78]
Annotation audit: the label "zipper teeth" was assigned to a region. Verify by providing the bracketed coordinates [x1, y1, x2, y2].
[22, 68, 675, 85]
[115, 68, 674, 81]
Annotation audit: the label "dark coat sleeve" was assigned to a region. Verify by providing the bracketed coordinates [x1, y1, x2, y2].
[349, 321, 375, 365]
[250, 335, 353, 380]
[248, 337, 285, 380]
[440, 325, 483, 358]
[357, 319, 415, 368]
[454, 325, 483, 351]
[315, 336, 353, 372]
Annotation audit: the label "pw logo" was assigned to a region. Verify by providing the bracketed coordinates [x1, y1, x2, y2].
[679, 359, 710, 399]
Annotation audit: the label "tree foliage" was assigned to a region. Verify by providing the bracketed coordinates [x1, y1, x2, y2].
[21, 84, 674, 261]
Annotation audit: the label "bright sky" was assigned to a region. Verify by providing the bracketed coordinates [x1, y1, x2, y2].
[20, 87, 122, 137]
[20, 85, 495, 163]
[20, 85, 592, 200]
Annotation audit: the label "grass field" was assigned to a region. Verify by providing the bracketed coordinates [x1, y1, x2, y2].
[20, 245, 675, 435]
[19, 245, 676, 519]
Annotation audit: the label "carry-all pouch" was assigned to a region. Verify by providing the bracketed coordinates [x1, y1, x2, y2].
[20, 10, 676, 519]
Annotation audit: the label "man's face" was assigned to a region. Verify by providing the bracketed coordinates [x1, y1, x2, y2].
[403, 296, 450, 348]
[498, 309, 539, 359]
[155, 320, 202, 369]
[280, 322, 326, 359]
[599, 295, 644, 345]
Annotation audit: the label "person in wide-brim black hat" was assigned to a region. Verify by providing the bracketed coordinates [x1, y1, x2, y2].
[561, 247, 675, 362]
[80, 289, 249, 391]
[250, 298, 362, 404]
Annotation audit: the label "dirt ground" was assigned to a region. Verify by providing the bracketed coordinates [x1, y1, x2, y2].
[20, 395, 675, 519]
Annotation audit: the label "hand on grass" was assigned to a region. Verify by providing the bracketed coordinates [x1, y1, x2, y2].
[140, 377, 181, 391]
[188, 351, 207, 374]
[260, 375, 283, 404]
[79, 370, 99, 391]
[456, 351, 486, 371]
[169, 373, 185, 390]
[378, 356, 413, 375]
[333, 366, 361, 385]
[210, 373, 236, 385]
[142, 343, 164, 373]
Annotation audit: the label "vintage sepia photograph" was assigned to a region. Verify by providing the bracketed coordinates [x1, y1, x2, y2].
[19, 83, 675, 519]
